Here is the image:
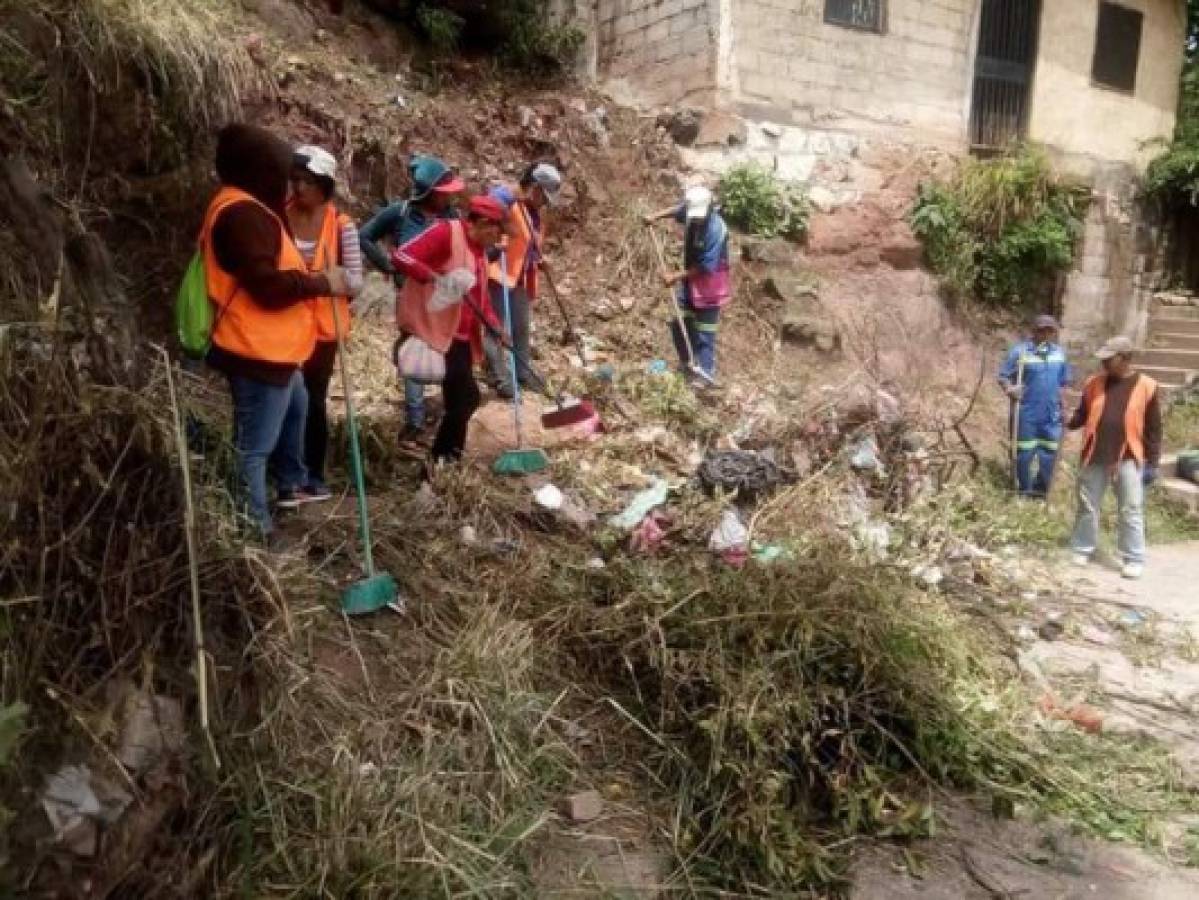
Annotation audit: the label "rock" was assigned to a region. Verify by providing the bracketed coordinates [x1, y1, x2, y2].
[519, 105, 536, 128]
[780, 302, 841, 352]
[739, 236, 795, 265]
[660, 107, 701, 146]
[761, 273, 817, 304]
[118, 693, 184, 772]
[879, 231, 924, 270]
[694, 109, 746, 147]
[808, 186, 839, 213]
[559, 789, 604, 824]
[762, 122, 784, 138]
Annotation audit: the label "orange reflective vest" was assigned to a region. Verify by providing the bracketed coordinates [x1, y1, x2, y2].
[201, 187, 316, 365]
[1079, 372, 1158, 465]
[487, 196, 544, 298]
[304, 204, 352, 342]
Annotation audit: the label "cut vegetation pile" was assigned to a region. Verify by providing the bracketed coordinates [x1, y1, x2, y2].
[2, 0, 1198, 897]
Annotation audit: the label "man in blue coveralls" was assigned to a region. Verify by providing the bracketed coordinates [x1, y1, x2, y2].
[998, 314, 1072, 498]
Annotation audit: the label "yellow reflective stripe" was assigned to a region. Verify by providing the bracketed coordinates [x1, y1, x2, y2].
[1016, 440, 1039, 449]
[1038, 440, 1059, 450]
[695, 322, 719, 333]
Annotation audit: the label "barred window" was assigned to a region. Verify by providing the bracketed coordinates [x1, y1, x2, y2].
[824, 0, 885, 33]
[1091, 2, 1142, 93]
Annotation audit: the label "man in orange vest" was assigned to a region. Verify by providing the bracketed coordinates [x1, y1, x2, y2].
[483, 162, 562, 398]
[1066, 335, 1162, 579]
[201, 125, 349, 538]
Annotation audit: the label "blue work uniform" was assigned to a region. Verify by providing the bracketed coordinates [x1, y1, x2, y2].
[671, 204, 730, 378]
[998, 340, 1071, 497]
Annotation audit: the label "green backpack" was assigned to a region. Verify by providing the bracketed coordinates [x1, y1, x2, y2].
[175, 250, 213, 359]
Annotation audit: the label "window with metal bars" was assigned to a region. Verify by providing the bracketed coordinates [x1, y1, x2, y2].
[1091, 2, 1142, 93]
[824, 0, 885, 34]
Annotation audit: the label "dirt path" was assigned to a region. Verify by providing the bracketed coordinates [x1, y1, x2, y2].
[853, 542, 1199, 899]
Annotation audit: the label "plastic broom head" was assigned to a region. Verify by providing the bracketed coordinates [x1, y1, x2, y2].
[493, 448, 549, 475]
[341, 573, 399, 616]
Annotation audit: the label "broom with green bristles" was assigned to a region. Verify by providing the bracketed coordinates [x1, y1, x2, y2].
[492, 251, 550, 475]
[330, 298, 399, 615]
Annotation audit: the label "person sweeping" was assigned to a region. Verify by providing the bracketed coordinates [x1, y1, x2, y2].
[287, 145, 363, 501]
[644, 185, 732, 385]
[484, 162, 564, 398]
[997, 314, 1071, 499]
[360, 155, 465, 446]
[391, 195, 507, 468]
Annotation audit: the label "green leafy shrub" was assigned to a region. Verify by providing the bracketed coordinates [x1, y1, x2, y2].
[404, 1, 583, 74]
[717, 163, 810, 240]
[910, 146, 1087, 307]
[415, 5, 463, 54]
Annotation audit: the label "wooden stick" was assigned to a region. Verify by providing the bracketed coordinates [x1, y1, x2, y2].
[159, 347, 221, 771]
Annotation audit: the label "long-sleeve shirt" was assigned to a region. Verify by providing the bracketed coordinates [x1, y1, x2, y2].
[390, 220, 500, 341]
[1068, 372, 1162, 467]
[208, 201, 331, 384]
[358, 200, 458, 275]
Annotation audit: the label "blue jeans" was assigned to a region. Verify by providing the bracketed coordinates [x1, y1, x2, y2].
[1014, 415, 1062, 498]
[404, 378, 426, 430]
[1070, 460, 1146, 565]
[228, 370, 308, 535]
[483, 282, 531, 395]
[671, 296, 720, 377]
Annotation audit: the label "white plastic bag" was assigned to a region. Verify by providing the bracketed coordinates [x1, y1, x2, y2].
[428, 268, 477, 312]
[396, 336, 445, 384]
[708, 509, 749, 553]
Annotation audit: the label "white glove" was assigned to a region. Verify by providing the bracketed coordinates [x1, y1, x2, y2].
[428, 268, 477, 312]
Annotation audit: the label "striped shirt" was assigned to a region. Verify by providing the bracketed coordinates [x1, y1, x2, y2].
[296, 218, 364, 297]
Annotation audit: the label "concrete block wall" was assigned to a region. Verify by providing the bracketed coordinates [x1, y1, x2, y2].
[596, 0, 719, 105]
[731, 0, 976, 148]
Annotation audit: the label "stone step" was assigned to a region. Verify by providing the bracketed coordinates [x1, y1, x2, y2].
[1149, 332, 1199, 351]
[1151, 316, 1199, 335]
[1153, 303, 1199, 320]
[1160, 476, 1199, 516]
[1138, 365, 1195, 387]
[1136, 347, 1199, 370]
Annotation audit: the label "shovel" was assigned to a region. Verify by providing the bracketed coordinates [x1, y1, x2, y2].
[330, 299, 400, 615]
[542, 268, 589, 367]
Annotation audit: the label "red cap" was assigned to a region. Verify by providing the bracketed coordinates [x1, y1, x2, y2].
[468, 195, 507, 222]
[431, 174, 465, 195]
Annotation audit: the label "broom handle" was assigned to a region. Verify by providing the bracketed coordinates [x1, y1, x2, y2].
[1010, 355, 1024, 493]
[331, 298, 375, 577]
[460, 279, 560, 404]
[543, 268, 588, 366]
[649, 227, 698, 369]
[500, 252, 524, 447]
[160, 348, 220, 771]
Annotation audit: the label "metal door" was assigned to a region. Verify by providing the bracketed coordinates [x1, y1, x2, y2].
[970, 0, 1041, 150]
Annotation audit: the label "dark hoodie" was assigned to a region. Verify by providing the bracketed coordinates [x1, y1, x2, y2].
[207, 124, 330, 384]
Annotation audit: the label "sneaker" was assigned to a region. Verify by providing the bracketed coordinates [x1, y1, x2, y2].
[1071, 552, 1091, 567]
[305, 481, 333, 502]
[276, 486, 326, 509]
[1121, 562, 1144, 580]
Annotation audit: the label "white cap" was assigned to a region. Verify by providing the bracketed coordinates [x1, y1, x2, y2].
[684, 185, 713, 219]
[529, 162, 563, 205]
[294, 145, 338, 181]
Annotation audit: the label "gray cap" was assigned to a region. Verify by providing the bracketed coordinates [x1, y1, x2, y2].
[528, 162, 562, 206]
[1032, 314, 1058, 330]
[1094, 335, 1135, 359]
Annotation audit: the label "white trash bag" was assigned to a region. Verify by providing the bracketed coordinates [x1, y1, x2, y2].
[428, 268, 477, 312]
[396, 336, 446, 384]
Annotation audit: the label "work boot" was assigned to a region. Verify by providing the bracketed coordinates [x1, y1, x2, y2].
[1121, 561, 1144, 580]
[277, 486, 327, 509]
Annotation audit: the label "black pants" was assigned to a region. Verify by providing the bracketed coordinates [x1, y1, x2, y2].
[432, 339, 480, 463]
[302, 339, 338, 486]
